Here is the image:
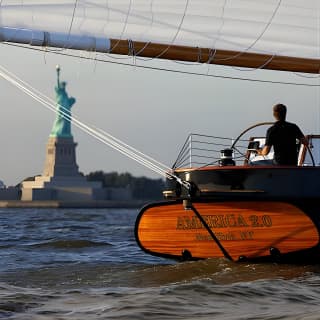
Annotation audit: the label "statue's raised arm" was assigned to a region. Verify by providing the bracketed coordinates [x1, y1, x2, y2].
[56, 65, 61, 88]
[50, 66, 76, 138]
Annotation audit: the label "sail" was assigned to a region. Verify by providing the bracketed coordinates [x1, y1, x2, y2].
[0, 1, 320, 73]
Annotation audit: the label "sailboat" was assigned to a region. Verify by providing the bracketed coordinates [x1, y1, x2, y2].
[1, 1, 320, 262]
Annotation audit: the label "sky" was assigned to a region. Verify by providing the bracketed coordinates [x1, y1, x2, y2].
[0, 43, 319, 186]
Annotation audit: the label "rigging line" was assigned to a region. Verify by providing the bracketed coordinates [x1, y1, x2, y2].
[189, 204, 233, 261]
[101, 6, 151, 62]
[67, 0, 79, 44]
[209, 0, 283, 64]
[5, 42, 319, 87]
[48, 0, 80, 53]
[52, 99, 168, 175]
[294, 73, 320, 79]
[112, 0, 155, 60]
[110, 0, 133, 52]
[244, 0, 283, 50]
[93, 126, 170, 171]
[0, 66, 171, 178]
[131, 2, 189, 64]
[206, 0, 227, 71]
[125, 0, 154, 59]
[232, 54, 276, 72]
[99, 0, 110, 36]
[64, 118, 171, 176]
[137, 0, 190, 62]
[86, 125, 170, 176]
[0, 64, 160, 171]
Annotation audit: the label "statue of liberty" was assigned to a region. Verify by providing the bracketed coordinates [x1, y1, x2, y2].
[50, 65, 76, 137]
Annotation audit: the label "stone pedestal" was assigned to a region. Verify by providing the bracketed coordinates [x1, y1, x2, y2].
[43, 137, 81, 177]
[21, 137, 105, 201]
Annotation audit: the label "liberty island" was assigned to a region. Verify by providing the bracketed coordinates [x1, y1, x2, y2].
[0, 66, 159, 207]
[20, 65, 105, 202]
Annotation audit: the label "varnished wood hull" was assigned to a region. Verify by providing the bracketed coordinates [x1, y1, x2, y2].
[135, 200, 320, 262]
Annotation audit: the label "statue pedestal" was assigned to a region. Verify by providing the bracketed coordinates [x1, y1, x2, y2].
[21, 137, 105, 201]
[43, 137, 81, 177]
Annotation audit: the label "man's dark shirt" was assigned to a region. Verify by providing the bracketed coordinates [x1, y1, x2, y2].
[265, 121, 304, 165]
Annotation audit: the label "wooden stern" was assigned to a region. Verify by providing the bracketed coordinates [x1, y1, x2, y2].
[135, 201, 320, 261]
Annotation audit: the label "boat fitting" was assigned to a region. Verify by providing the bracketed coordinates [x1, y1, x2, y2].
[219, 148, 235, 166]
[181, 249, 192, 261]
[183, 199, 192, 210]
[270, 247, 281, 258]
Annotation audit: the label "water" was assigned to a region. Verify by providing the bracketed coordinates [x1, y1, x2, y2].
[1, 208, 320, 319]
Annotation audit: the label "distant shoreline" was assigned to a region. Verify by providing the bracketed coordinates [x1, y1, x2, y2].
[0, 200, 151, 209]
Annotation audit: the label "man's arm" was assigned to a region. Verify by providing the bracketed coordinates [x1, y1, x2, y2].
[256, 145, 271, 156]
[295, 124, 308, 147]
[300, 136, 308, 146]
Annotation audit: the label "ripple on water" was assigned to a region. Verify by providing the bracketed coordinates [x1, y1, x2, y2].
[1, 209, 320, 319]
[27, 239, 112, 249]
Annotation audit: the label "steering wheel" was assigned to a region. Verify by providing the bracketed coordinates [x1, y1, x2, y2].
[230, 122, 315, 166]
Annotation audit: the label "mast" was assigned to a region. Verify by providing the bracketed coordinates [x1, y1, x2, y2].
[1, 26, 319, 74]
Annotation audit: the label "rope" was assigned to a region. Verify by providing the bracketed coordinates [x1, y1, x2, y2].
[189, 203, 233, 261]
[67, 0, 79, 43]
[109, 0, 133, 52]
[213, 0, 283, 65]
[0, 64, 174, 180]
[138, 0, 190, 61]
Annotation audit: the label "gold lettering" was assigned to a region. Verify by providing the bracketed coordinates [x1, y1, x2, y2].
[176, 216, 185, 230]
[262, 215, 272, 227]
[204, 215, 224, 228]
[225, 214, 236, 227]
[237, 215, 249, 227]
[216, 232, 236, 241]
[185, 216, 199, 229]
[249, 215, 260, 227]
[217, 215, 227, 227]
[240, 231, 254, 240]
[195, 232, 236, 241]
[176, 216, 203, 230]
[177, 214, 273, 230]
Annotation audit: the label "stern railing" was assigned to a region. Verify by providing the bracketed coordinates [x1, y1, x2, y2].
[172, 133, 249, 169]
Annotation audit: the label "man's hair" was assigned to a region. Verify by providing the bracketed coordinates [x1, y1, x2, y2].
[273, 103, 287, 121]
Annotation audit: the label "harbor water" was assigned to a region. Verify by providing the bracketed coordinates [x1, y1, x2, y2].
[1, 207, 320, 319]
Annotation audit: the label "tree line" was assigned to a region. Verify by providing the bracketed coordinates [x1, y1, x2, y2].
[86, 171, 165, 200]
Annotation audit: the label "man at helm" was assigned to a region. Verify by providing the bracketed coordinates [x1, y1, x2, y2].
[257, 103, 308, 165]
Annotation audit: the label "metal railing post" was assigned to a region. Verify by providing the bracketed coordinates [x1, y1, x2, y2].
[189, 134, 192, 168]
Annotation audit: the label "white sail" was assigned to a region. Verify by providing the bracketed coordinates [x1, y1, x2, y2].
[0, 1, 319, 73]
[0, 0, 319, 186]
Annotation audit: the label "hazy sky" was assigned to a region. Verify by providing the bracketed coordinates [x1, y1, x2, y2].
[0, 44, 319, 186]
